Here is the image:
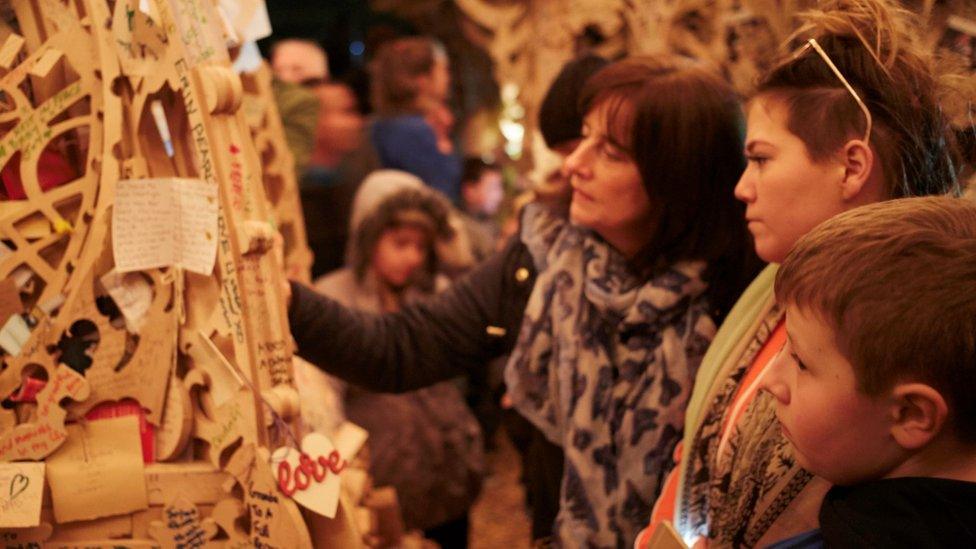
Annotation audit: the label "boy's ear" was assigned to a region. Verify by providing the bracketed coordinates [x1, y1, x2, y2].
[888, 383, 949, 450]
[838, 140, 875, 201]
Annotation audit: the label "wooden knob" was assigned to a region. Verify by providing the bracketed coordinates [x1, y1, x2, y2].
[195, 65, 243, 114]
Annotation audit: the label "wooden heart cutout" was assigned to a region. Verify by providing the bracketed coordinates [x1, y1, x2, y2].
[270, 432, 346, 518]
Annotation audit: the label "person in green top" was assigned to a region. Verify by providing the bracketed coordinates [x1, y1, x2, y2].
[269, 38, 327, 175]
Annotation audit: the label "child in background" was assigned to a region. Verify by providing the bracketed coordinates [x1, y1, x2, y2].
[763, 196, 976, 547]
[293, 169, 484, 548]
[369, 37, 461, 202]
[459, 158, 504, 261]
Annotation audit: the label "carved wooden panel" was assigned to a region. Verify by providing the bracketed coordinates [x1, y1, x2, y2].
[1, 0, 315, 544]
[240, 61, 313, 284]
[454, 0, 971, 167]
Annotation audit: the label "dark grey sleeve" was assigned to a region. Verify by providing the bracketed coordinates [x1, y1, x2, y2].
[288, 238, 531, 393]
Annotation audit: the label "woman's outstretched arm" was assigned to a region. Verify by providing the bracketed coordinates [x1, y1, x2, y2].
[288, 236, 535, 392]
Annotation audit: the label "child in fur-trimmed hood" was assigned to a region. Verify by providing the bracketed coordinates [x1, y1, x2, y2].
[294, 170, 484, 546]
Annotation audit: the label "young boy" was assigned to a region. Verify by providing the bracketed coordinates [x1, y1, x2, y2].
[762, 196, 976, 547]
[458, 157, 504, 261]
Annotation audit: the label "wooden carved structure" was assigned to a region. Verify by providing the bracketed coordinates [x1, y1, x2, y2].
[0, 0, 343, 545]
[443, 0, 810, 167]
[239, 61, 313, 284]
[451, 0, 973, 168]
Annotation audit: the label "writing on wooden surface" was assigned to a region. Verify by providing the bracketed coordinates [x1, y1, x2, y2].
[0, 365, 88, 461]
[149, 497, 219, 549]
[256, 339, 290, 385]
[0, 81, 83, 165]
[216, 213, 245, 345]
[166, 505, 210, 548]
[170, 0, 221, 66]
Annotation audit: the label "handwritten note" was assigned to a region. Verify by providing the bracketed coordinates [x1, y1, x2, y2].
[218, 0, 271, 42]
[149, 496, 218, 548]
[0, 462, 44, 527]
[0, 80, 82, 167]
[100, 270, 153, 333]
[165, 0, 229, 67]
[113, 178, 218, 275]
[0, 314, 30, 356]
[0, 365, 88, 462]
[45, 415, 149, 523]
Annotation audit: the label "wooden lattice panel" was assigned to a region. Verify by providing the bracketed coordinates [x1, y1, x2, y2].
[1, 0, 315, 544]
[0, 0, 113, 462]
[240, 61, 313, 284]
[453, 0, 973, 170]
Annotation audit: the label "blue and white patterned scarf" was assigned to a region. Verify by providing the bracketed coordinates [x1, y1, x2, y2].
[505, 204, 718, 548]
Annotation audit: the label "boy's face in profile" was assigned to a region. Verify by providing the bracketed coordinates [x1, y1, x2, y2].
[762, 306, 903, 485]
[463, 170, 504, 216]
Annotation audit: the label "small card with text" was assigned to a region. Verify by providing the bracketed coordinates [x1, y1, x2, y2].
[0, 461, 44, 527]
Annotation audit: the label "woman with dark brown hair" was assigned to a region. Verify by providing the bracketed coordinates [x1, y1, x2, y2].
[288, 55, 760, 546]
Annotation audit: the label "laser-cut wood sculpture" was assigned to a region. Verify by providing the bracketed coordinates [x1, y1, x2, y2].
[453, 0, 973, 170]
[0, 0, 362, 545]
[240, 61, 313, 285]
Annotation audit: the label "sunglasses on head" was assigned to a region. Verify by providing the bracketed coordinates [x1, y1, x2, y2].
[792, 38, 873, 146]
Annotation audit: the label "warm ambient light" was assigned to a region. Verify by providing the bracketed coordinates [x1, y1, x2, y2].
[499, 82, 525, 160]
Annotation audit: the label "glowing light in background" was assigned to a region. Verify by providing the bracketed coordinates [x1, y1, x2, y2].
[499, 82, 525, 160]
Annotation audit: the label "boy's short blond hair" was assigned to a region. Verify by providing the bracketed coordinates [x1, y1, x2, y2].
[776, 196, 976, 441]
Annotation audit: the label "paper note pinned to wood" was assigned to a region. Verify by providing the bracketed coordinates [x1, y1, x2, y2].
[100, 270, 153, 333]
[45, 415, 150, 523]
[0, 314, 30, 356]
[0, 462, 44, 527]
[113, 178, 218, 275]
[218, 0, 272, 42]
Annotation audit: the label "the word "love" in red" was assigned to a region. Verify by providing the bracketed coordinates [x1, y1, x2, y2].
[277, 451, 346, 497]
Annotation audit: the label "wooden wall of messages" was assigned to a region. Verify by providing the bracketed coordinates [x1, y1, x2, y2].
[0, 0, 357, 546]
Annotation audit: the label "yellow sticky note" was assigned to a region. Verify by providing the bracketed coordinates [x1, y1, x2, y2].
[0, 462, 45, 527]
[46, 416, 149, 523]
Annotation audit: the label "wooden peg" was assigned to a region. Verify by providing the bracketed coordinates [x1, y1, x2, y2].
[195, 65, 243, 115]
